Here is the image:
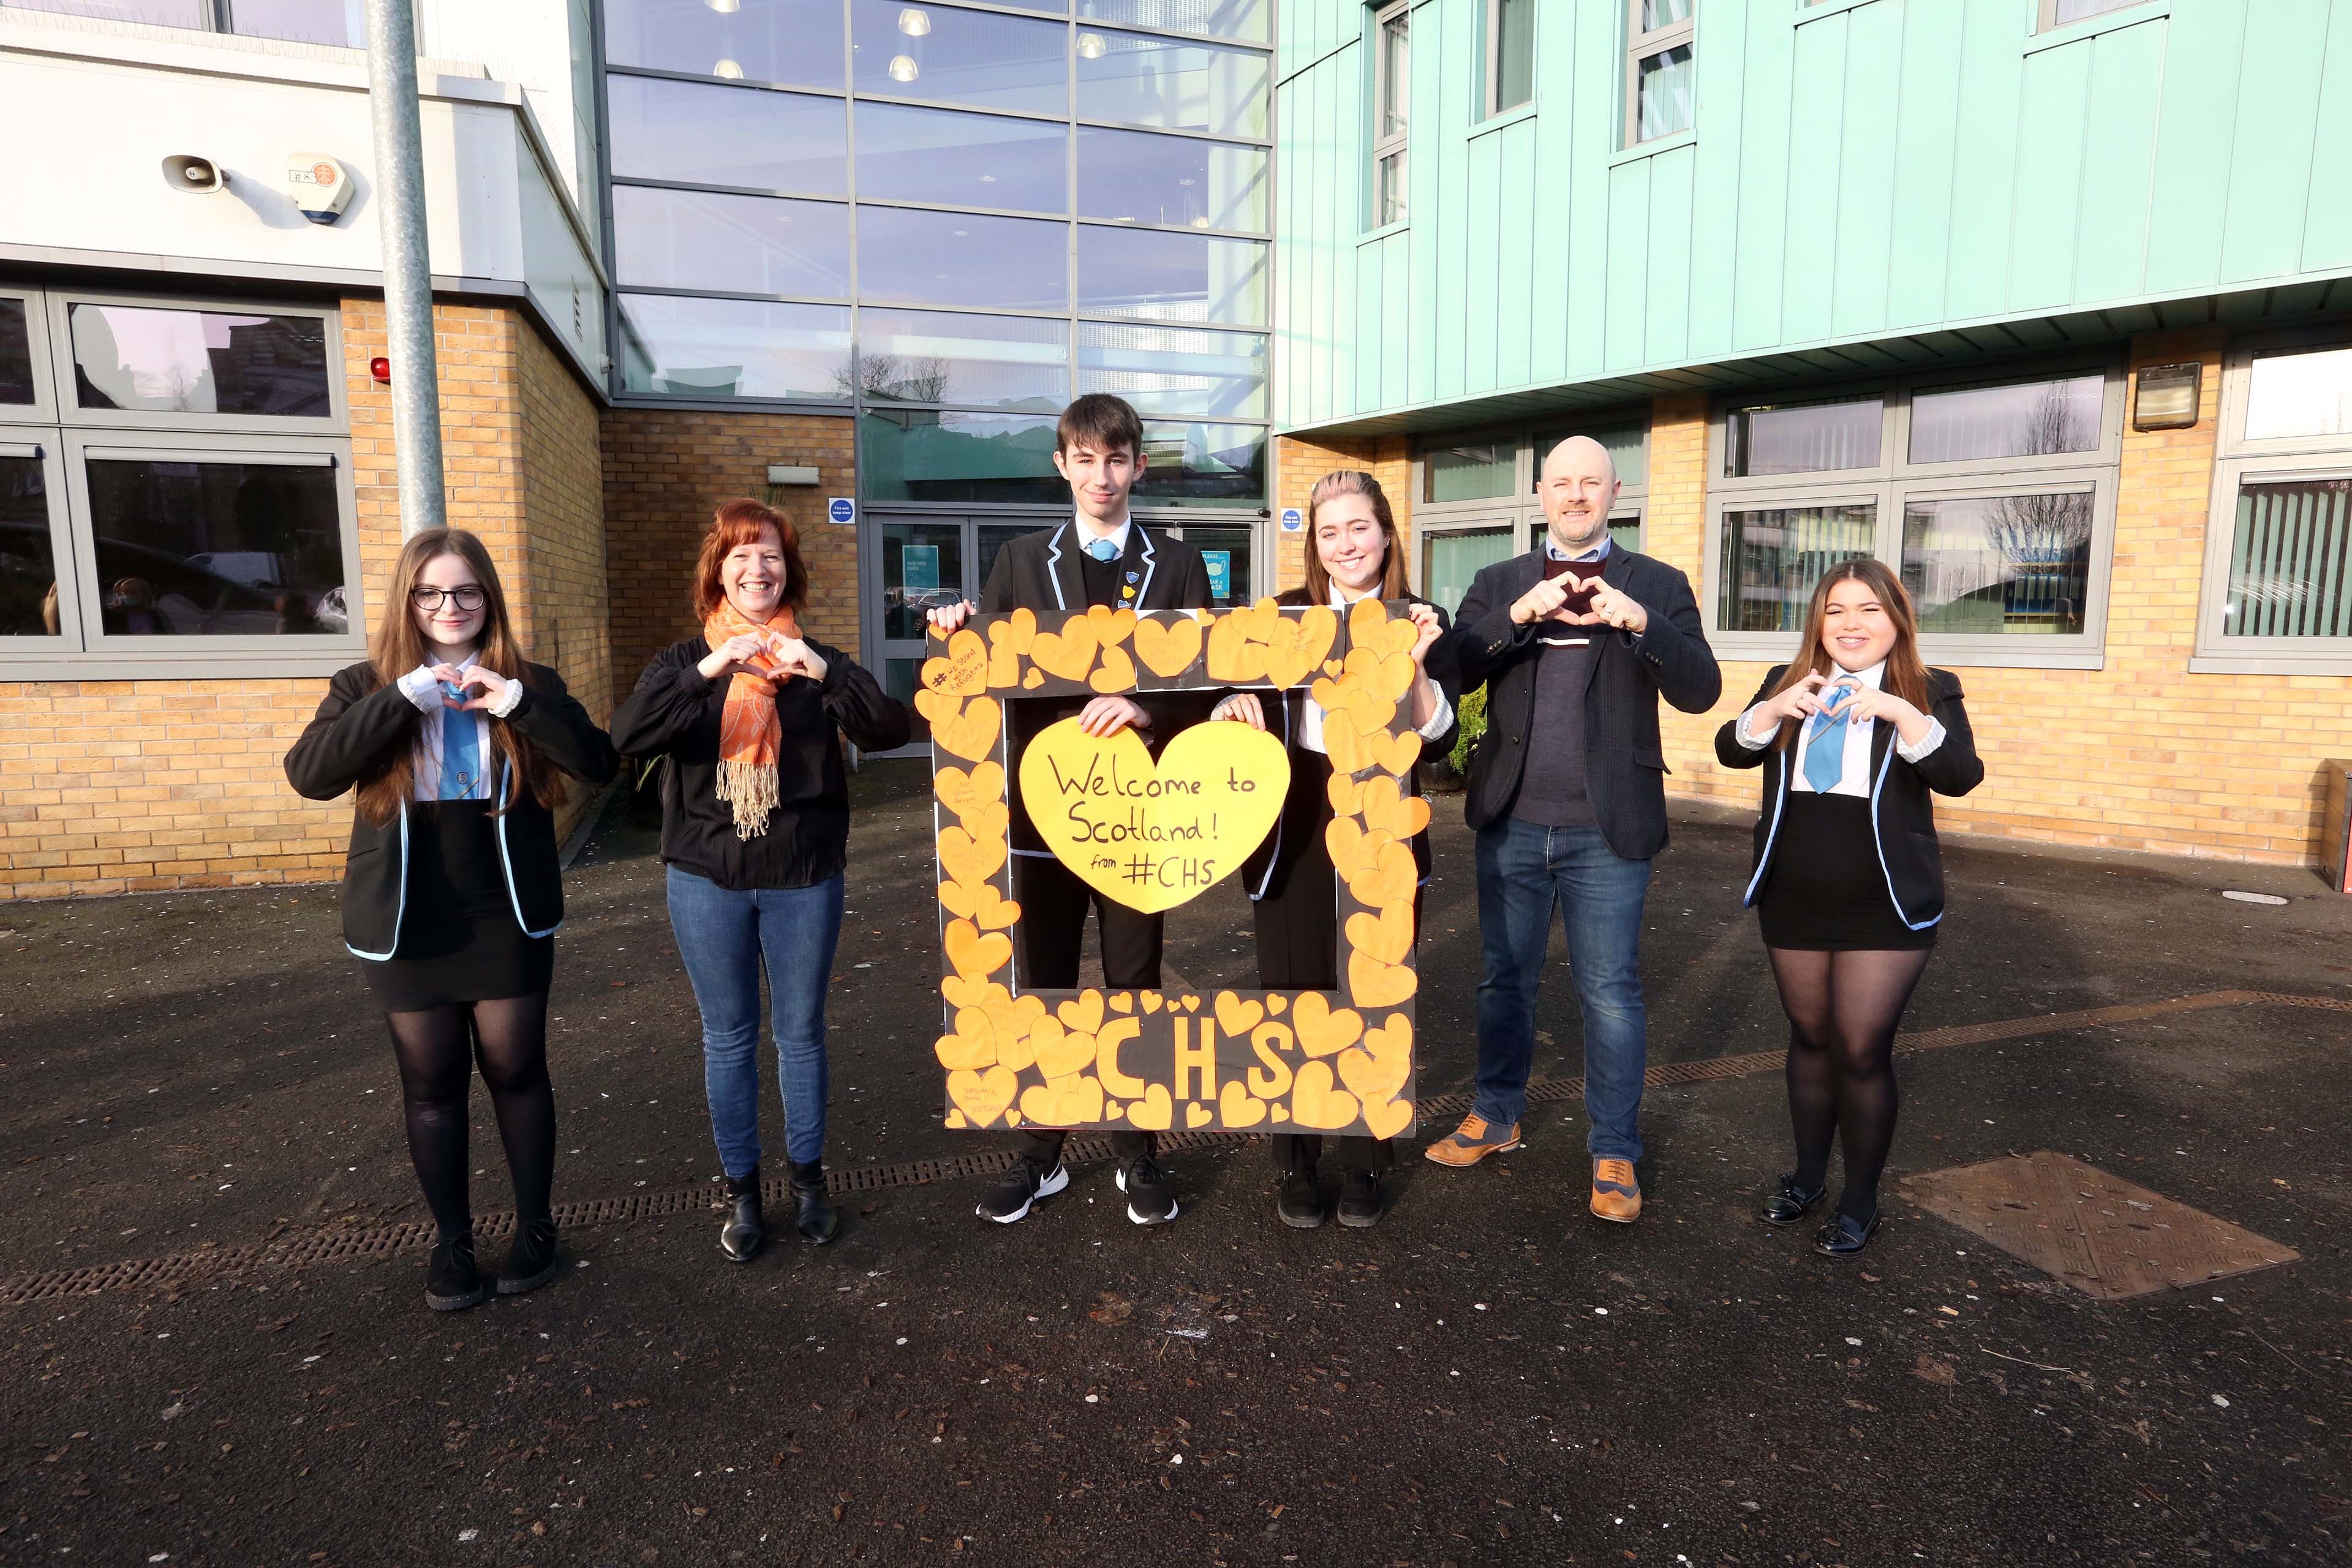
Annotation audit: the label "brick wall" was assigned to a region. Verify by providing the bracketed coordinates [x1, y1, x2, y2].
[599, 408, 859, 696]
[1270, 432, 1413, 592]
[0, 300, 609, 901]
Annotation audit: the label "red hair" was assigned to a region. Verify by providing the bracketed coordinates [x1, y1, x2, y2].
[692, 499, 807, 620]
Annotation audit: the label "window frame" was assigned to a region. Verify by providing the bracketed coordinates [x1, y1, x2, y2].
[1408, 413, 1654, 605]
[0, 284, 367, 679]
[1623, 0, 1695, 149]
[1484, 0, 1534, 119]
[1702, 356, 2127, 670]
[1369, 0, 1411, 230]
[2034, 0, 2153, 34]
[2190, 328, 2352, 676]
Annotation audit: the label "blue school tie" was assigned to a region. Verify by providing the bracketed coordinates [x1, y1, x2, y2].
[1086, 537, 1118, 562]
[439, 704, 481, 799]
[1802, 684, 1856, 794]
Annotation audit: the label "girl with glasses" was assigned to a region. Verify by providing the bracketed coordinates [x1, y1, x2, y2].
[285, 529, 618, 1311]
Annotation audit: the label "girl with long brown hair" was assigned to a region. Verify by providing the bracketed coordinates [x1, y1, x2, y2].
[285, 529, 617, 1311]
[1714, 559, 1983, 1255]
[1213, 470, 1458, 1228]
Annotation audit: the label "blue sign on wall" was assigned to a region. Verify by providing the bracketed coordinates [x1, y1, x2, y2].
[1203, 549, 1232, 601]
[902, 545, 940, 592]
[1279, 508, 1303, 533]
[827, 496, 856, 526]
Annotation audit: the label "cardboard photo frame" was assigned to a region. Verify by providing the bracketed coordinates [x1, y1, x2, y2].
[916, 598, 1428, 1140]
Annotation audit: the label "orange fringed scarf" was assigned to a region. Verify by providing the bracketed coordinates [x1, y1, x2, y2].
[704, 600, 806, 839]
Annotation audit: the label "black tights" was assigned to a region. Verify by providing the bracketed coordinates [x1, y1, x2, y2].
[384, 994, 555, 1240]
[1767, 948, 1932, 1224]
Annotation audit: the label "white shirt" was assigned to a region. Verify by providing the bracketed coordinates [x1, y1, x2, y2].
[1733, 659, 1945, 797]
[398, 658, 524, 801]
[1074, 516, 1132, 561]
[1221, 584, 1455, 755]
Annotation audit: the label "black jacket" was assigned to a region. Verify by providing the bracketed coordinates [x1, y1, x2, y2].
[1239, 589, 1461, 900]
[609, 635, 911, 892]
[1454, 546, 1722, 859]
[284, 661, 619, 959]
[981, 519, 1215, 854]
[1713, 665, 1985, 930]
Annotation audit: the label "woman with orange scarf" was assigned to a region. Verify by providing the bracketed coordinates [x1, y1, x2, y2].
[609, 500, 910, 1261]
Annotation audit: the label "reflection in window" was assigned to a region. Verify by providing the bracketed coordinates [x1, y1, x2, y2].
[851, 0, 1068, 116]
[83, 458, 344, 636]
[1909, 375, 2102, 464]
[612, 187, 852, 298]
[1175, 524, 1254, 606]
[225, 0, 363, 45]
[854, 102, 1068, 216]
[860, 410, 1068, 503]
[606, 76, 848, 194]
[1724, 395, 1882, 477]
[1077, 0, 1268, 43]
[616, 294, 852, 399]
[1077, 322, 1265, 418]
[1902, 493, 2091, 636]
[857, 209, 1071, 311]
[1491, 0, 1534, 114]
[1608, 511, 1643, 554]
[69, 304, 330, 418]
[1633, 43, 1692, 141]
[1074, 29, 1270, 138]
[604, 0, 846, 88]
[1423, 527, 1517, 616]
[1532, 424, 1649, 488]
[2222, 478, 2352, 639]
[1077, 128, 1267, 232]
[0, 455, 58, 637]
[881, 519, 967, 638]
[1075, 226, 1267, 325]
[1425, 440, 1513, 503]
[3, 1, 208, 24]
[2051, 0, 2141, 23]
[856, 308, 1068, 410]
[2244, 344, 2352, 442]
[1717, 503, 1875, 631]
[0, 299, 32, 405]
[1132, 420, 1264, 505]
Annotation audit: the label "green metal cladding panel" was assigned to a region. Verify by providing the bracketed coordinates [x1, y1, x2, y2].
[1273, 0, 2352, 431]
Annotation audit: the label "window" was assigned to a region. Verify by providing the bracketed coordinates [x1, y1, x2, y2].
[1411, 416, 1654, 612]
[5, 0, 366, 47]
[0, 287, 360, 676]
[1705, 363, 2125, 666]
[2036, 0, 2146, 31]
[1370, 1, 1409, 227]
[2193, 334, 2352, 673]
[1487, 0, 1534, 117]
[1624, 0, 1693, 146]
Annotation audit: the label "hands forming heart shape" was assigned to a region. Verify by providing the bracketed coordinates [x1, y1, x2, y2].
[430, 663, 510, 712]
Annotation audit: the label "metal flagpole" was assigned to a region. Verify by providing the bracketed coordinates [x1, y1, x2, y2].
[364, 0, 446, 538]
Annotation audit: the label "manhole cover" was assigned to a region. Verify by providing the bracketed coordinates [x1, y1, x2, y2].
[1902, 1152, 2300, 1300]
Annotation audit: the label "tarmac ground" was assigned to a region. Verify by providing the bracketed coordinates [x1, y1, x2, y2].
[2, 761, 2348, 1566]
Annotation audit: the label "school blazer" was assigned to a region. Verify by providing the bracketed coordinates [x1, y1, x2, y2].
[284, 661, 619, 959]
[1454, 546, 1722, 860]
[1713, 665, 1985, 932]
[1238, 589, 1461, 902]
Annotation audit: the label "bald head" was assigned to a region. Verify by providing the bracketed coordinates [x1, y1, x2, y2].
[1537, 434, 1621, 552]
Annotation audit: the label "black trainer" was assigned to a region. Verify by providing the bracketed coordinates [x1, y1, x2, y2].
[1115, 1156, 1179, 1226]
[976, 1159, 1068, 1224]
[790, 1160, 838, 1245]
[719, 1171, 764, 1262]
[497, 1218, 560, 1295]
[1276, 1167, 1327, 1229]
[1335, 1168, 1384, 1229]
[426, 1232, 489, 1313]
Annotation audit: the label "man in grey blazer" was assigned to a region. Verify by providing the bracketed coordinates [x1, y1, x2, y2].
[1425, 436, 1721, 1225]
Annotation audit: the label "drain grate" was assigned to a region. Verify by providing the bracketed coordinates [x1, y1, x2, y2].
[3, 988, 2338, 1306]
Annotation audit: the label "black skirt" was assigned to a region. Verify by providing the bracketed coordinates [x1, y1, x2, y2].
[1755, 792, 1937, 952]
[361, 799, 555, 1011]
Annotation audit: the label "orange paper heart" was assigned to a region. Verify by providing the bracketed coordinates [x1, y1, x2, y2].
[1345, 840, 1417, 910]
[1335, 1041, 1409, 1102]
[1084, 604, 1138, 646]
[948, 1065, 1018, 1128]
[944, 918, 1011, 980]
[1020, 1072, 1103, 1128]
[937, 825, 1008, 888]
[1029, 618, 1099, 683]
[1344, 903, 1413, 965]
[1125, 1082, 1174, 1131]
[1213, 991, 1264, 1038]
[1289, 1060, 1360, 1131]
[1291, 991, 1363, 1058]
[1088, 644, 1138, 694]
[1217, 1079, 1267, 1128]
[1348, 950, 1417, 1008]
[1132, 612, 1204, 677]
[1204, 612, 1267, 682]
[1361, 1094, 1414, 1140]
[1358, 776, 1431, 842]
[937, 879, 1020, 930]
[921, 628, 990, 698]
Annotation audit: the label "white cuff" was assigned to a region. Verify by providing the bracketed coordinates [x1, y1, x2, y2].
[1896, 717, 1946, 764]
[1733, 705, 1775, 750]
[1415, 689, 1456, 743]
[489, 677, 526, 719]
[398, 665, 441, 712]
[1211, 693, 1246, 721]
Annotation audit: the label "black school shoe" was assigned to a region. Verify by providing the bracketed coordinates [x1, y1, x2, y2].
[1815, 1208, 1882, 1256]
[1277, 1167, 1327, 1229]
[976, 1159, 1069, 1224]
[1115, 1156, 1179, 1226]
[790, 1160, 838, 1245]
[1762, 1174, 1825, 1227]
[1335, 1169, 1384, 1229]
[497, 1218, 561, 1295]
[426, 1232, 489, 1313]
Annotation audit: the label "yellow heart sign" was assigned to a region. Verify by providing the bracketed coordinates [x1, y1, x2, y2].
[1016, 717, 1289, 914]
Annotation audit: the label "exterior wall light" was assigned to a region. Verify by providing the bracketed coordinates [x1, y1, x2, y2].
[1077, 32, 1108, 57]
[2133, 361, 2201, 431]
[898, 7, 931, 34]
[706, 0, 741, 11]
[888, 54, 919, 81]
[714, 58, 744, 77]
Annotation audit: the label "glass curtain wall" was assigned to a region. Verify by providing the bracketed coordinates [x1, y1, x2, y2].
[600, 0, 1272, 507]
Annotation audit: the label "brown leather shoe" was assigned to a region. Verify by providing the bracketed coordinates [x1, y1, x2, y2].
[1589, 1158, 1642, 1223]
[1422, 1113, 1523, 1167]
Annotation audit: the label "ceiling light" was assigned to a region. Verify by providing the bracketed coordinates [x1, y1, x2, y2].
[1177, 177, 1194, 186]
[714, 58, 744, 77]
[897, 7, 931, 34]
[978, 173, 997, 183]
[1192, 216, 1209, 228]
[888, 53, 919, 81]
[707, 0, 740, 11]
[1077, 32, 1107, 58]
[2133, 361, 2201, 431]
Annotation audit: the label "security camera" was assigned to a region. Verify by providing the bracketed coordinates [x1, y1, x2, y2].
[282, 151, 354, 225]
[161, 154, 225, 194]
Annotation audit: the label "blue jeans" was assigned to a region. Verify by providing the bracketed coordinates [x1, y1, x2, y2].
[1472, 818, 1652, 1161]
[665, 866, 844, 1177]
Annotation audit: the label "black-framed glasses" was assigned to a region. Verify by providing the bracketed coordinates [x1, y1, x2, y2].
[411, 585, 485, 611]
